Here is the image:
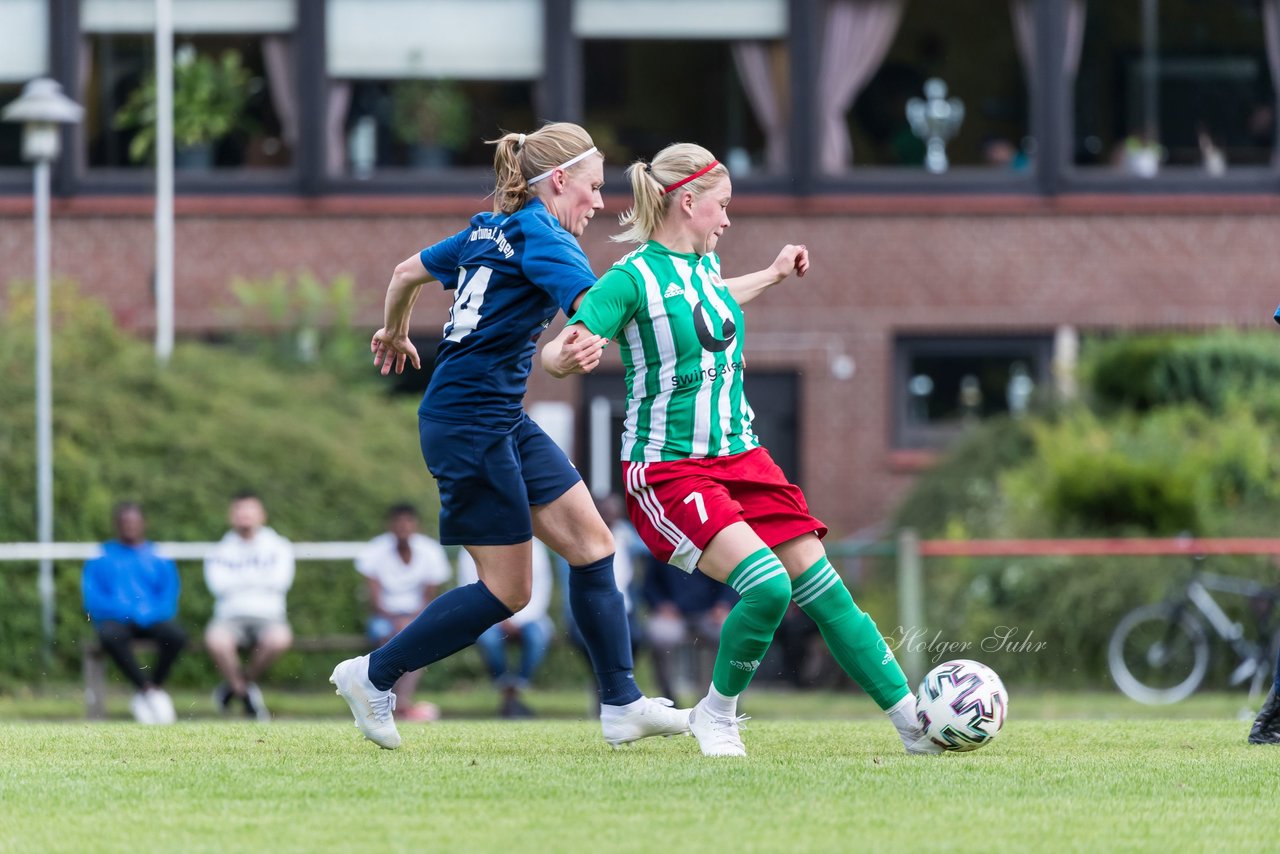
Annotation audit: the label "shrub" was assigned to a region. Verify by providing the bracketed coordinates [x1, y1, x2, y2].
[0, 281, 441, 687]
[1085, 331, 1280, 413]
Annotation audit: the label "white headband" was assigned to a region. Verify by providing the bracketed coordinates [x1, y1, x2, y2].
[528, 147, 599, 185]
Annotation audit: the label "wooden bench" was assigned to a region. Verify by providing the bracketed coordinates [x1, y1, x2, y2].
[83, 634, 371, 719]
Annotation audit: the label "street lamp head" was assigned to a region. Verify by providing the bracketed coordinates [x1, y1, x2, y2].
[1, 78, 83, 163]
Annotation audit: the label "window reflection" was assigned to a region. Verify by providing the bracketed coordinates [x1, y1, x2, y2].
[895, 336, 1051, 449]
[0, 0, 49, 168]
[581, 40, 781, 174]
[1074, 0, 1276, 174]
[837, 0, 1030, 172]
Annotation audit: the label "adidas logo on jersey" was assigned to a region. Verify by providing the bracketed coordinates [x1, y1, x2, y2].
[663, 283, 684, 299]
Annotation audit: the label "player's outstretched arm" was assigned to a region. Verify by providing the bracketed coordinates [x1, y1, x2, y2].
[724, 243, 810, 306]
[542, 323, 606, 379]
[372, 254, 435, 375]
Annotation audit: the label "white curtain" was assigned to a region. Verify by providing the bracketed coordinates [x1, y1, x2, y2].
[817, 0, 905, 173]
[732, 41, 788, 172]
[1010, 0, 1087, 85]
[326, 82, 352, 176]
[261, 36, 299, 150]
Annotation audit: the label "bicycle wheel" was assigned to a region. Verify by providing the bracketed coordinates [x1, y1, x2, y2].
[1108, 603, 1209, 704]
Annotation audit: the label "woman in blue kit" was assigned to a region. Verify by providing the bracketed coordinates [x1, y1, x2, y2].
[331, 122, 689, 749]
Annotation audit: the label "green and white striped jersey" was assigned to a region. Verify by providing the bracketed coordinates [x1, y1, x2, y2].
[571, 240, 760, 462]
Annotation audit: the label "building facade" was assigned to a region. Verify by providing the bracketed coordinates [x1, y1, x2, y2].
[3, 1, 1279, 535]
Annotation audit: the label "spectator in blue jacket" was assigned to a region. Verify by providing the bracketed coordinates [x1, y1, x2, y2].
[642, 555, 738, 703]
[81, 502, 186, 724]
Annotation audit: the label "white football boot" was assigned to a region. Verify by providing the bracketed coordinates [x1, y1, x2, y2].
[330, 655, 401, 749]
[887, 693, 944, 755]
[600, 696, 692, 747]
[688, 698, 748, 757]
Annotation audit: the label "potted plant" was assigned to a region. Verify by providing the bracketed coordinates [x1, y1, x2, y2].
[114, 44, 252, 169]
[390, 79, 470, 168]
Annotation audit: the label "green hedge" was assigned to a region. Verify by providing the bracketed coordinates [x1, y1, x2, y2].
[1086, 331, 1280, 413]
[0, 283, 461, 688]
[889, 330, 1280, 686]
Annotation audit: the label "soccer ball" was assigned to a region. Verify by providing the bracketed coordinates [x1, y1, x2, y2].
[915, 659, 1008, 752]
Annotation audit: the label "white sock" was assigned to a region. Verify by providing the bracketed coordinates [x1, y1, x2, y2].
[885, 692, 919, 736]
[600, 697, 644, 717]
[703, 684, 738, 718]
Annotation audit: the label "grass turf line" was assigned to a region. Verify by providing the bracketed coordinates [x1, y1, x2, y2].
[0, 719, 1275, 853]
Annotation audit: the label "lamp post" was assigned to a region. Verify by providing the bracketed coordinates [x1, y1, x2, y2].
[2, 79, 84, 666]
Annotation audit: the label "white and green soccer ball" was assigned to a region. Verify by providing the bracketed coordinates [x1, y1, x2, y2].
[916, 659, 1008, 752]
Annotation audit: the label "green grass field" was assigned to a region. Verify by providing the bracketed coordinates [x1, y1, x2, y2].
[1, 689, 1277, 853]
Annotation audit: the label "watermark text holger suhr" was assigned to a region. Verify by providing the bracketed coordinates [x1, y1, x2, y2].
[884, 625, 1048, 663]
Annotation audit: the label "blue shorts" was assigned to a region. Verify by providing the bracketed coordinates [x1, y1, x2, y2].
[419, 413, 581, 546]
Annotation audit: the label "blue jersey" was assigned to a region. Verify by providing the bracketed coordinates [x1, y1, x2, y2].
[417, 199, 596, 425]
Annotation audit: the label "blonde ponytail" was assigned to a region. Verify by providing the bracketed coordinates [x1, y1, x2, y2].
[486, 122, 598, 214]
[613, 143, 726, 244]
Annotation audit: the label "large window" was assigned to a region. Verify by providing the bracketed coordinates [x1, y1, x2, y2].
[893, 335, 1052, 450]
[1073, 0, 1276, 176]
[829, 0, 1030, 176]
[575, 0, 788, 177]
[325, 0, 541, 178]
[0, 0, 49, 170]
[79, 0, 296, 174]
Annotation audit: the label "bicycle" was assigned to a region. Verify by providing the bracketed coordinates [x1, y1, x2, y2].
[1108, 556, 1280, 705]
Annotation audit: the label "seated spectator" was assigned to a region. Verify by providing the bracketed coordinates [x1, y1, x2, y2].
[457, 541, 554, 718]
[642, 555, 737, 703]
[203, 492, 295, 721]
[355, 502, 451, 722]
[80, 502, 185, 724]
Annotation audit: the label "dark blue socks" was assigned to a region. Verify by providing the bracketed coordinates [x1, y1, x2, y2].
[569, 554, 643, 706]
[366, 580, 513, 691]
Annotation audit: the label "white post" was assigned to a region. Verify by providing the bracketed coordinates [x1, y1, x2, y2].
[589, 396, 612, 498]
[896, 527, 925, 683]
[154, 0, 175, 363]
[34, 157, 54, 665]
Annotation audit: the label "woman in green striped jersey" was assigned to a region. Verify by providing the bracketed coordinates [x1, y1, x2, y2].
[543, 142, 940, 757]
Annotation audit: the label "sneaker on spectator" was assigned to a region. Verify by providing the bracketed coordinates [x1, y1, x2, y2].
[146, 688, 177, 725]
[243, 683, 271, 722]
[130, 691, 157, 725]
[212, 682, 234, 715]
[330, 655, 400, 749]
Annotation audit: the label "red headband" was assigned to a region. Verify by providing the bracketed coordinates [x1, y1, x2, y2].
[661, 160, 720, 195]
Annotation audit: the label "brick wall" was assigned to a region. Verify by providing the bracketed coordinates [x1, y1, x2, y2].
[3, 194, 1277, 536]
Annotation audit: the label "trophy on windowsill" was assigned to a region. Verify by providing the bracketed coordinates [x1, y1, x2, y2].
[907, 78, 965, 175]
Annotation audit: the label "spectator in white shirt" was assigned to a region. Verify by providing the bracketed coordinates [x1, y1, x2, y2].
[204, 492, 295, 721]
[356, 503, 451, 722]
[456, 540, 554, 718]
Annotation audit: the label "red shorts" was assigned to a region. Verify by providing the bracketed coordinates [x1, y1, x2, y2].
[622, 447, 827, 573]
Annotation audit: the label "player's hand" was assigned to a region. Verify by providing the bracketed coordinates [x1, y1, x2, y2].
[554, 327, 607, 376]
[370, 328, 421, 375]
[770, 244, 810, 282]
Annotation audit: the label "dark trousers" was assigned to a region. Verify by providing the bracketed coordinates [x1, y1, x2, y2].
[96, 620, 187, 690]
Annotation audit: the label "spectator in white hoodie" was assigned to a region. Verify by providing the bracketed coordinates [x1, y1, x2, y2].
[204, 492, 295, 720]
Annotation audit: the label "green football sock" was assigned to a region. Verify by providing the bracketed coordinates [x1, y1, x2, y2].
[792, 557, 909, 710]
[710, 548, 792, 697]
